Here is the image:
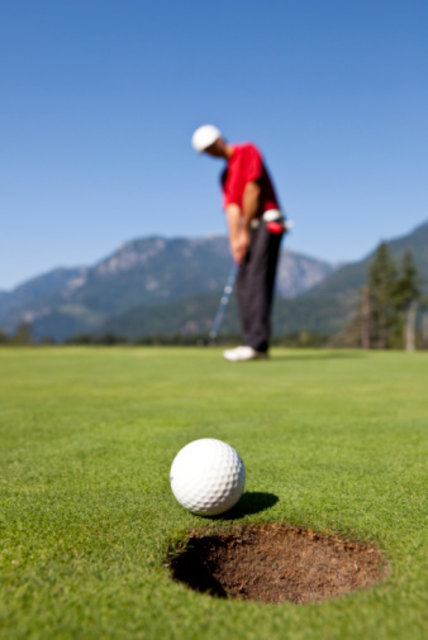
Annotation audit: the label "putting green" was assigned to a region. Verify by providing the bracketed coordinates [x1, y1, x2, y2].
[0, 347, 427, 639]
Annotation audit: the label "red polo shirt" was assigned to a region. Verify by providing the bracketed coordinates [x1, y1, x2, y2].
[221, 143, 279, 213]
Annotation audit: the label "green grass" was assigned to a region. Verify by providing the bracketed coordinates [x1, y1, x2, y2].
[0, 347, 427, 640]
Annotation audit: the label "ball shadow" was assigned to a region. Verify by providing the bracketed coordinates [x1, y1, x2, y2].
[216, 491, 279, 520]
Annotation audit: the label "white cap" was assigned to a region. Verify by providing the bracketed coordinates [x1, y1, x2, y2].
[191, 124, 221, 152]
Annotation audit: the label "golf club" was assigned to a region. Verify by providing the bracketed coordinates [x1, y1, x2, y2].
[208, 262, 238, 342]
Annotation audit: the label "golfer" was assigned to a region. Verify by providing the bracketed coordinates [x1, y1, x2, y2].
[192, 125, 286, 362]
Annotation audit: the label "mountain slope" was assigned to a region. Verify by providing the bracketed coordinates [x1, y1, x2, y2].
[0, 236, 333, 340]
[97, 220, 428, 339]
[276, 251, 333, 298]
[0, 268, 87, 328]
[307, 220, 428, 298]
[276, 219, 428, 334]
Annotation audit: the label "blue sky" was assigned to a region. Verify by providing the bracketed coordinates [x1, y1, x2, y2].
[1, 0, 427, 290]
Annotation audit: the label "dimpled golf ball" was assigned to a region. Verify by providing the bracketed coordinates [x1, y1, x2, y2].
[170, 438, 246, 516]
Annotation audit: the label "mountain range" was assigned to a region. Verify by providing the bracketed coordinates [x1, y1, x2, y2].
[0, 237, 334, 341]
[1, 220, 426, 341]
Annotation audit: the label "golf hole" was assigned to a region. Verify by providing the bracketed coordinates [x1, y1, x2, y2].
[167, 523, 388, 604]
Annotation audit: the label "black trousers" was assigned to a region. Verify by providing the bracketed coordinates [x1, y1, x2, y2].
[235, 222, 283, 353]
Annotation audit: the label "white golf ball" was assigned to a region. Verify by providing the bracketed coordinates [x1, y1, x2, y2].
[170, 438, 246, 516]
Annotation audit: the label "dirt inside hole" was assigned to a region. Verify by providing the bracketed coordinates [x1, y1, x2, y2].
[167, 523, 388, 604]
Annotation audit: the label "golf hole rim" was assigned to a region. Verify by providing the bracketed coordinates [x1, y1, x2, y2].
[166, 522, 389, 605]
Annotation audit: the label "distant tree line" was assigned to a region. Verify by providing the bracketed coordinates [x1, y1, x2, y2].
[64, 332, 330, 347]
[0, 322, 46, 345]
[0, 325, 330, 348]
[343, 244, 427, 350]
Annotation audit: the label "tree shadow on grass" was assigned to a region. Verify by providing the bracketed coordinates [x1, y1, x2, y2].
[215, 491, 279, 521]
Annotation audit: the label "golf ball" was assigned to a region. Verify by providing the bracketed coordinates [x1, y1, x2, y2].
[170, 438, 246, 516]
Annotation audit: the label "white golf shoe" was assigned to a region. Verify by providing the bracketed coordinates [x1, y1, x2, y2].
[223, 345, 268, 362]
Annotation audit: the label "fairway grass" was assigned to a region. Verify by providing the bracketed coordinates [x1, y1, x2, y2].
[0, 347, 427, 640]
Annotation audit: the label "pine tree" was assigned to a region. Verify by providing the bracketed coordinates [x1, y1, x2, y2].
[394, 250, 420, 310]
[394, 250, 421, 351]
[367, 243, 398, 349]
[360, 285, 370, 349]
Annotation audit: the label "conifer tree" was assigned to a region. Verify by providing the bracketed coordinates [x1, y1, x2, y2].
[367, 243, 398, 348]
[394, 250, 420, 310]
[394, 250, 421, 351]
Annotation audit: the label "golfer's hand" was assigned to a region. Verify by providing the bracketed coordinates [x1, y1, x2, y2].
[230, 228, 250, 264]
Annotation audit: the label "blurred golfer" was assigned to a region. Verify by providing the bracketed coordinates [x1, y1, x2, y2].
[192, 125, 286, 361]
